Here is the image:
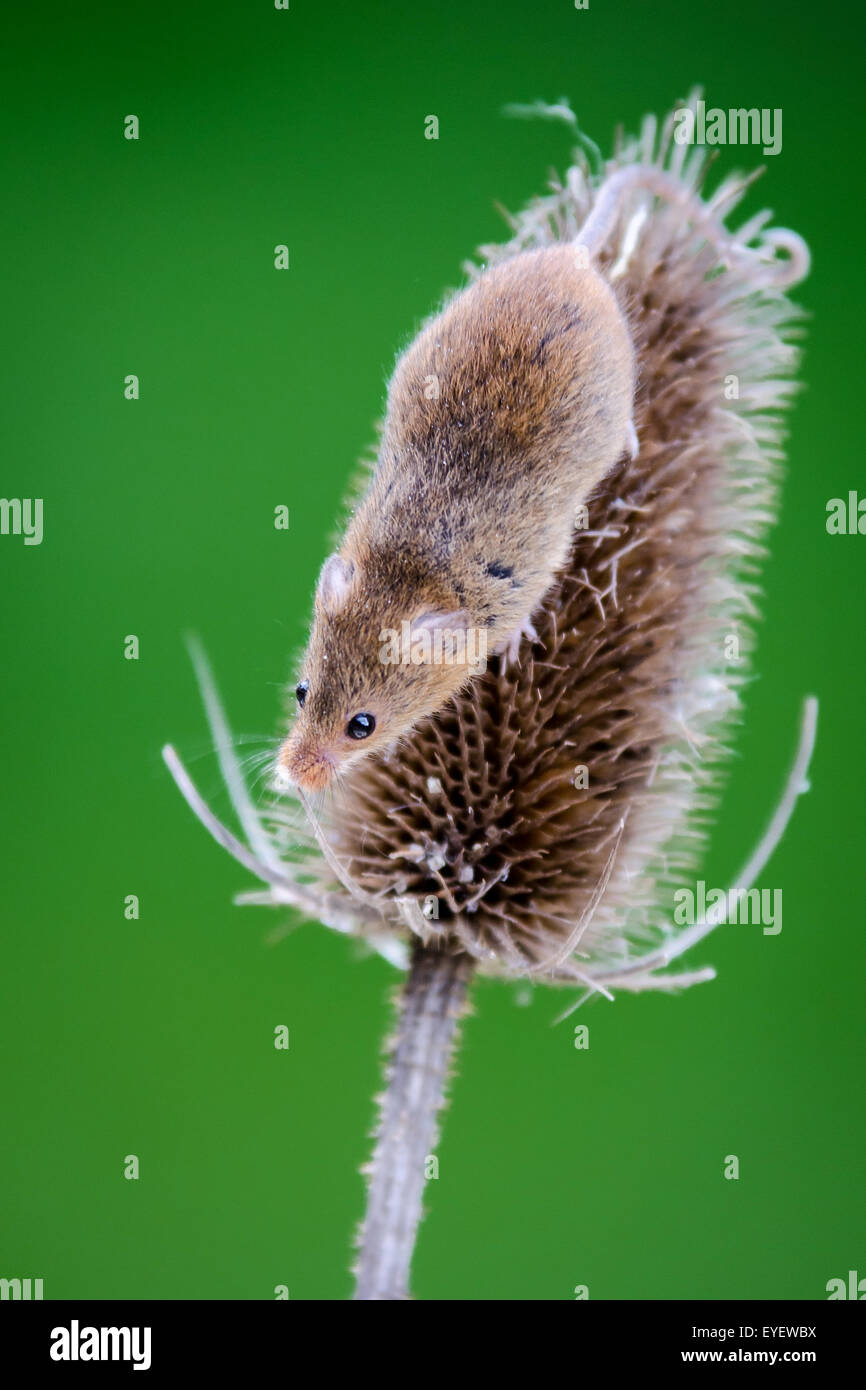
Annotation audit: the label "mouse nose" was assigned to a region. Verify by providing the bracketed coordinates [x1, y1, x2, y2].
[276, 735, 336, 792]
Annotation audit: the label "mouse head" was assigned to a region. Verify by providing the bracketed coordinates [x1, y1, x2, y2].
[276, 552, 487, 792]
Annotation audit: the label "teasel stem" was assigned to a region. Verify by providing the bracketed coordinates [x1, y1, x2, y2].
[354, 942, 473, 1300]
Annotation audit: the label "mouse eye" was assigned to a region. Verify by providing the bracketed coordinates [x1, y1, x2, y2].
[295, 680, 309, 708]
[346, 712, 375, 740]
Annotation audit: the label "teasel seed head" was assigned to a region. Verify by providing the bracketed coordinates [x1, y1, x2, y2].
[166, 94, 816, 999]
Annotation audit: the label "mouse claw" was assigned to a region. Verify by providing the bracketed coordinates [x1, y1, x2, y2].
[498, 618, 539, 672]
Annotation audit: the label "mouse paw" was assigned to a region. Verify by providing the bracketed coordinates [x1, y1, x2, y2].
[497, 617, 539, 671]
[626, 417, 639, 460]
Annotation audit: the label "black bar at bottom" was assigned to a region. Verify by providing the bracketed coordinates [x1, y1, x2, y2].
[0, 1299, 860, 1374]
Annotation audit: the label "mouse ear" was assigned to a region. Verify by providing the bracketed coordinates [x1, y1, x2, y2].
[317, 553, 356, 616]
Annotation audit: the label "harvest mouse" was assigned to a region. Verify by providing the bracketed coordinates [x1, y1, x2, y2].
[277, 165, 746, 793]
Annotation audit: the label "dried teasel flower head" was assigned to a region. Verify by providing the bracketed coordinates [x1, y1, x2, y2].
[166, 94, 815, 1000]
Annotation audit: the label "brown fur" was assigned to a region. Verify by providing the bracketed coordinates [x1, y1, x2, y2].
[279, 244, 635, 789]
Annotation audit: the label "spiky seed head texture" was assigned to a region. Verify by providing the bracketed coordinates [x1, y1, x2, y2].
[236, 98, 807, 991]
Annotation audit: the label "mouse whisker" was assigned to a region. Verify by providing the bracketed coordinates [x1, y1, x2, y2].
[236, 748, 281, 780]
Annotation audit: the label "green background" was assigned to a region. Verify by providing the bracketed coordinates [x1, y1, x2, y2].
[2, 0, 863, 1301]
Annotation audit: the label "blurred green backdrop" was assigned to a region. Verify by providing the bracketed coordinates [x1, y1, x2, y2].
[2, 0, 864, 1301]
